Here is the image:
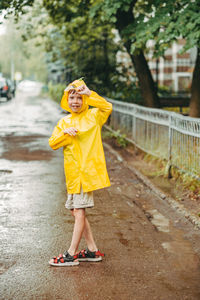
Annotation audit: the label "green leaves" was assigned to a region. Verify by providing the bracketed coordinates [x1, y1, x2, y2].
[91, 0, 135, 22]
[0, 0, 35, 18]
[2, 0, 199, 57]
[132, 0, 200, 57]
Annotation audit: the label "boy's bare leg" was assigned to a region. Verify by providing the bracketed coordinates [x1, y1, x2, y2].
[83, 217, 98, 252]
[68, 208, 85, 256]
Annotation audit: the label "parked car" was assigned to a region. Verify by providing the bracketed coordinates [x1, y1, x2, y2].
[7, 78, 16, 97]
[0, 77, 13, 100]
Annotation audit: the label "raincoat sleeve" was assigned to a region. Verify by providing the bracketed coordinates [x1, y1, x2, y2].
[87, 91, 112, 126]
[49, 121, 72, 150]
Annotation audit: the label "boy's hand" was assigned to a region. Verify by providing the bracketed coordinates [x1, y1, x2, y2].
[63, 127, 78, 136]
[77, 84, 91, 97]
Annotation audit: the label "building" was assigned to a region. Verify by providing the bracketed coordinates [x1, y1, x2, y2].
[114, 26, 196, 94]
[147, 39, 197, 93]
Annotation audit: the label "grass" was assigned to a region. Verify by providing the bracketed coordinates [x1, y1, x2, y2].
[143, 152, 200, 197]
[102, 129, 128, 148]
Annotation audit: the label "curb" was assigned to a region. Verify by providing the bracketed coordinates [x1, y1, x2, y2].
[103, 141, 200, 230]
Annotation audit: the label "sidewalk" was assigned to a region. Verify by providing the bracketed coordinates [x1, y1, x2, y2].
[0, 91, 200, 300]
[103, 136, 200, 230]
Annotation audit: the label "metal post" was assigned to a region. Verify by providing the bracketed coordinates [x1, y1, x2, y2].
[133, 108, 137, 144]
[167, 115, 173, 178]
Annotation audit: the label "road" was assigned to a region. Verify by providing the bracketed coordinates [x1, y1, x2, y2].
[0, 87, 200, 300]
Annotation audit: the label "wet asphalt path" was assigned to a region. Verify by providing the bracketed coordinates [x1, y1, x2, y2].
[0, 89, 200, 300]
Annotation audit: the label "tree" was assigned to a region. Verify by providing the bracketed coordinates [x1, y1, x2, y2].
[41, 0, 162, 107]
[90, 0, 161, 108]
[92, 0, 200, 114]
[0, 0, 34, 19]
[190, 48, 200, 117]
[1, 1, 121, 95]
[1, 0, 160, 107]
[0, 17, 48, 82]
[18, 0, 120, 94]
[130, 0, 200, 117]
[1, 0, 199, 114]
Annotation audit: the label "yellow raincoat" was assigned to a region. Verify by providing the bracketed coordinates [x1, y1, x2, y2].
[49, 80, 112, 194]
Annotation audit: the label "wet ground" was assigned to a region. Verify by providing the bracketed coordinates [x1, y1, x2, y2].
[0, 88, 200, 300]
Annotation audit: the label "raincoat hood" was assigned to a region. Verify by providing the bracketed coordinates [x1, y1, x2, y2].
[60, 78, 89, 114]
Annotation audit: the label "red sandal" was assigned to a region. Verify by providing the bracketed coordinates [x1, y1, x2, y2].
[49, 251, 79, 267]
[77, 248, 105, 262]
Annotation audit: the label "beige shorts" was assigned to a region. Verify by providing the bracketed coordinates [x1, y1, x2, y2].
[65, 187, 94, 210]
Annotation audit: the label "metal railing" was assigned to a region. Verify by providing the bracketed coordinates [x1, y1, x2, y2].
[107, 98, 200, 180]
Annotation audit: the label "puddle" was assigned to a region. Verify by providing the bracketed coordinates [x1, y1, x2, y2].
[0, 261, 16, 275]
[119, 238, 129, 247]
[115, 232, 130, 247]
[0, 135, 53, 161]
[126, 201, 134, 208]
[112, 211, 131, 220]
[161, 238, 200, 272]
[162, 242, 173, 252]
[146, 209, 170, 232]
[1, 149, 53, 161]
[126, 179, 140, 184]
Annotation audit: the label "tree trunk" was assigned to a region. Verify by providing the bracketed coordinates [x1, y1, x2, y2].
[189, 48, 200, 118]
[116, 4, 161, 108]
[103, 30, 110, 85]
[127, 45, 161, 108]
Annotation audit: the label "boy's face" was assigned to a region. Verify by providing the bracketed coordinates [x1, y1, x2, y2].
[68, 90, 83, 113]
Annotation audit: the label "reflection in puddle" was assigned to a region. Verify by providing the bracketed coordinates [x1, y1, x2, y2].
[112, 211, 131, 220]
[162, 242, 173, 252]
[161, 239, 200, 274]
[0, 169, 13, 174]
[147, 209, 170, 232]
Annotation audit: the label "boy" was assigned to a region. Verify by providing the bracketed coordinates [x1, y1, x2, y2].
[49, 78, 112, 266]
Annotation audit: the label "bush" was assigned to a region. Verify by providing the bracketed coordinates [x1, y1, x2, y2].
[48, 82, 66, 103]
[108, 74, 143, 105]
[103, 129, 128, 148]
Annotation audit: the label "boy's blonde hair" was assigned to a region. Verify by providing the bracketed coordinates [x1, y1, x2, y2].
[68, 89, 77, 95]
